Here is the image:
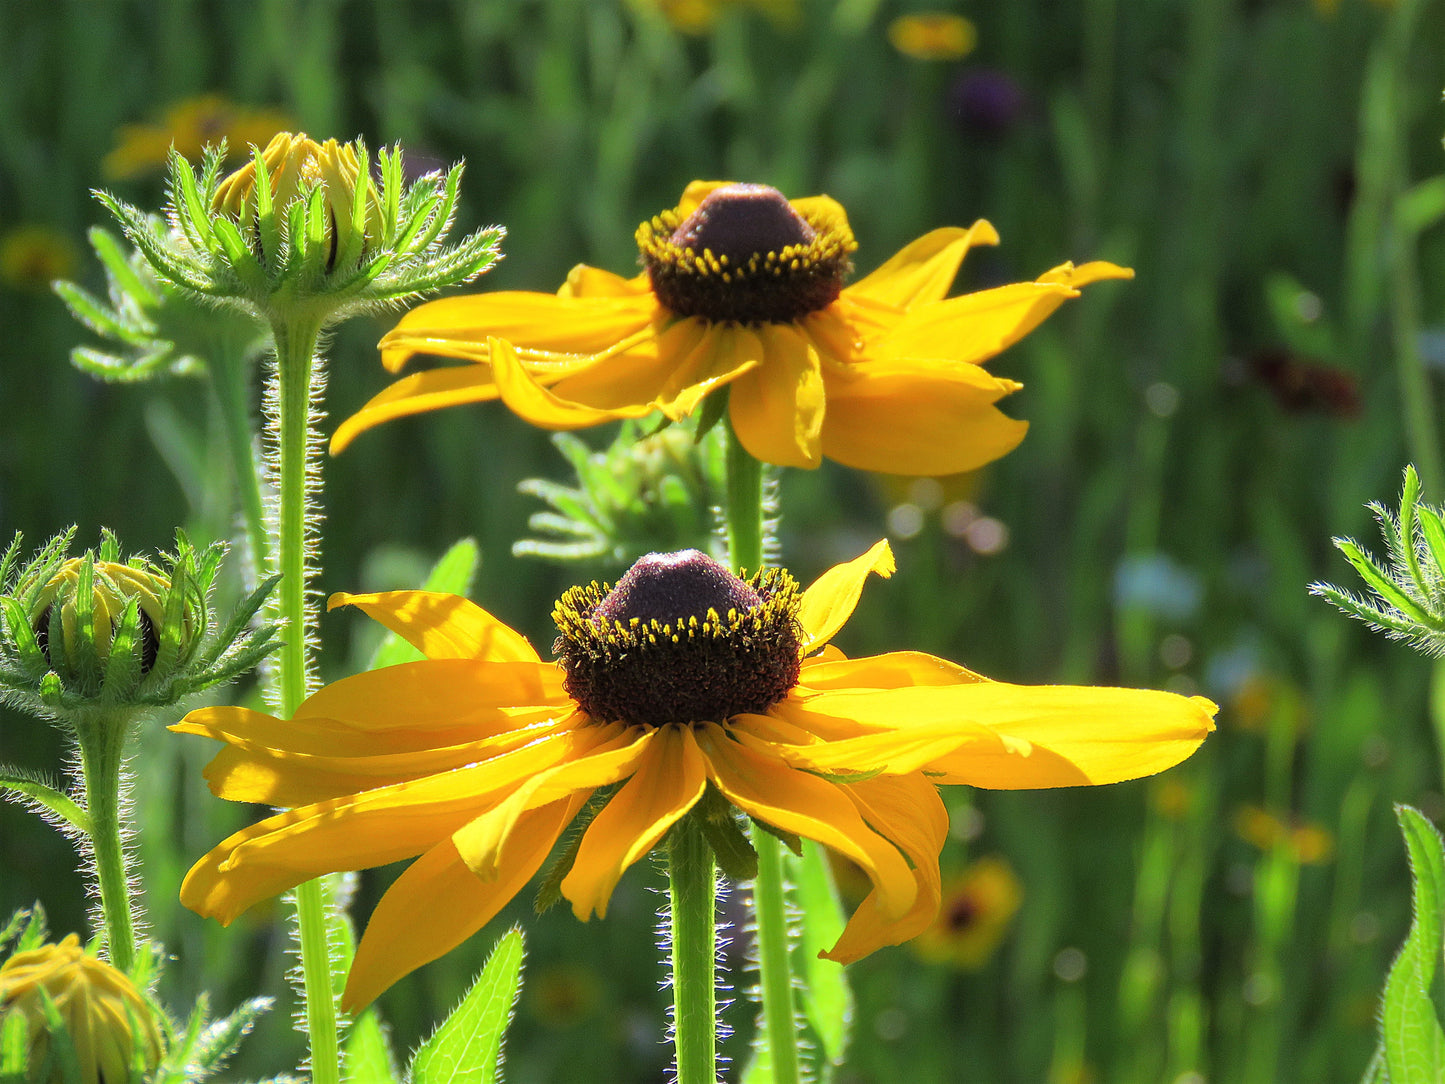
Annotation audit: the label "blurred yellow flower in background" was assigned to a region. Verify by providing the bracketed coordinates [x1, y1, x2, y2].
[175, 542, 1212, 1010]
[909, 856, 1023, 969]
[0, 225, 78, 292]
[888, 12, 978, 61]
[0, 934, 163, 1084]
[631, 0, 799, 34]
[343, 180, 1131, 475]
[102, 93, 292, 179]
[1233, 804, 1334, 865]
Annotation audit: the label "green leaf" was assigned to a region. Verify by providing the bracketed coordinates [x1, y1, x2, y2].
[187, 996, 274, 1074]
[1337, 540, 1439, 627]
[366, 538, 481, 671]
[343, 1009, 401, 1084]
[1360, 1044, 1388, 1084]
[409, 928, 526, 1084]
[1381, 805, 1445, 1083]
[0, 766, 89, 834]
[1, 1009, 29, 1073]
[789, 842, 854, 1068]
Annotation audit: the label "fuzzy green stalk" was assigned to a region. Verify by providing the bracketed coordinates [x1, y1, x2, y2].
[724, 422, 802, 1084]
[73, 711, 139, 975]
[208, 331, 271, 580]
[669, 815, 718, 1084]
[268, 315, 340, 1084]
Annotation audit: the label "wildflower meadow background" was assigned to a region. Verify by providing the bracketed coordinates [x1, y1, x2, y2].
[2, 1, 1444, 1081]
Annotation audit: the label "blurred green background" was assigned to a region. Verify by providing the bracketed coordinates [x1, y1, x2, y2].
[2, 0, 1444, 1080]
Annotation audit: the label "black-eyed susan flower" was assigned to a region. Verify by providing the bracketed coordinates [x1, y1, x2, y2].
[887, 13, 978, 62]
[0, 934, 163, 1084]
[174, 542, 1213, 1012]
[337, 181, 1132, 475]
[909, 855, 1023, 970]
[0, 225, 79, 293]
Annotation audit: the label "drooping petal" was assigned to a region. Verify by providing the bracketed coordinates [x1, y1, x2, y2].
[846, 221, 1000, 308]
[558, 264, 651, 299]
[378, 291, 659, 373]
[651, 324, 761, 420]
[823, 774, 948, 964]
[180, 727, 607, 924]
[562, 724, 708, 919]
[341, 797, 583, 1013]
[728, 324, 825, 469]
[819, 364, 1029, 476]
[294, 658, 567, 731]
[330, 366, 502, 454]
[452, 724, 656, 878]
[489, 336, 655, 429]
[798, 650, 986, 691]
[874, 266, 1129, 367]
[543, 317, 718, 415]
[327, 589, 540, 663]
[696, 722, 917, 918]
[797, 540, 895, 653]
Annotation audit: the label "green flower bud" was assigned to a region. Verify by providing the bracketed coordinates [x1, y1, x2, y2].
[0, 529, 279, 721]
[0, 933, 163, 1084]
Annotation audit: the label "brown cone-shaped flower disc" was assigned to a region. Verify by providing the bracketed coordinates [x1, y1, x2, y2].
[669, 185, 816, 263]
[593, 550, 762, 626]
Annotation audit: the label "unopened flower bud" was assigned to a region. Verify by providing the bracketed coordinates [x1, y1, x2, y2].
[0, 933, 163, 1084]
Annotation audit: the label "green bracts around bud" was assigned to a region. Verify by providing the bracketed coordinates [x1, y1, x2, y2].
[93, 132, 504, 328]
[1310, 465, 1445, 655]
[0, 529, 280, 720]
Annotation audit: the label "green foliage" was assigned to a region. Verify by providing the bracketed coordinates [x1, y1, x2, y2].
[409, 928, 525, 1084]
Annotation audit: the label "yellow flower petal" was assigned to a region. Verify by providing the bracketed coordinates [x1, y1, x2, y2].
[490, 336, 655, 428]
[1036, 260, 1135, 289]
[378, 291, 658, 373]
[342, 799, 581, 1013]
[330, 366, 503, 454]
[295, 658, 567, 731]
[558, 264, 651, 298]
[562, 724, 708, 919]
[546, 317, 709, 413]
[820, 370, 1029, 476]
[697, 722, 917, 918]
[327, 589, 541, 662]
[451, 724, 652, 878]
[732, 714, 1008, 776]
[728, 324, 825, 469]
[846, 221, 1000, 309]
[798, 650, 986, 691]
[887, 12, 978, 61]
[652, 323, 761, 420]
[824, 774, 948, 963]
[797, 540, 895, 653]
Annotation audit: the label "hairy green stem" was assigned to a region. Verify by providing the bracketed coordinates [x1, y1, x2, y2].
[724, 422, 801, 1084]
[669, 817, 718, 1084]
[269, 316, 340, 1084]
[75, 714, 138, 975]
[209, 332, 271, 580]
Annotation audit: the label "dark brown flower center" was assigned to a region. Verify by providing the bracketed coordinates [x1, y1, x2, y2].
[554, 551, 802, 728]
[637, 184, 856, 325]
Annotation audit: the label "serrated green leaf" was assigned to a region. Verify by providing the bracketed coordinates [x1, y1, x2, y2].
[409, 928, 525, 1084]
[790, 842, 854, 1068]
[0, 766, 89, 834]
[343, 1010, 400, 1084]
[188, 996, 274, 1073]
[1338, 541, 1438, 626]
[366, 538, 481, 671]
[1382, 805, 1445, 1083]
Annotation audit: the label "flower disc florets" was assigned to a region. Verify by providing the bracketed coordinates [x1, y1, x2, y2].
[554, 550, 802, 727]
[637, 183, 856, 324]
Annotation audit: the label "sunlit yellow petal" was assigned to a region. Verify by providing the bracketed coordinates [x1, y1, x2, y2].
[330, 366, 502, 454]
[820, 370, 1029, 476]
[824, 774, 947, 963]
[728, 324, 824, 469]
[342, 798, 581, 1013]
[327, 589, 540, 663]
[562, 724, 708, 919]
[1036, 260, 1135, 289]
[490, 336, 655, 428]
[696, 722, 917, 918]
[846, 221, 1000, 308]
[558, 263, 651, 299]
[452, 724, 653, 878]
[797, 540, 895, 653]
[798, 650, 986, 691]
[378, 291, 658, 372]
[674, 180, 731, 218]
[732, 714, 1008, 775]
[295, 658, 567, 730]
[652, 324, 761, 420]
[546, 317, 708, 413]
[789, 193, 850, 227]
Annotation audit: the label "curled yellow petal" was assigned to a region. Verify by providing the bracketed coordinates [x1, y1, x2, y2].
[797, 540, 895, 653]
[327, 589, 540, 662]
[489, 336, 654, 429]
[846, 221, 1000, 309]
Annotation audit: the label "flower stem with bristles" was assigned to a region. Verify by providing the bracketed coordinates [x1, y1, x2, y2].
[209, 328, 271, 579]
[725, 420, 802, 1084]
[669, 815, 719, 1084]
[73, 711, 139, 975]
[269, 313, 340, 1084]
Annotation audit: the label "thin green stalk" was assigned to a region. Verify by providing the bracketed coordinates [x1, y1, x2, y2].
[724, 421, 801, 1084]
[209, 332, 271, 580]
[269, 315, 339, 1084]
[669, 817, 718, 1084]
[75, 714, 138, 975]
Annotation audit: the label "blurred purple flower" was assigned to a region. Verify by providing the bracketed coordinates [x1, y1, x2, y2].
[948, 69, 1026, 139]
